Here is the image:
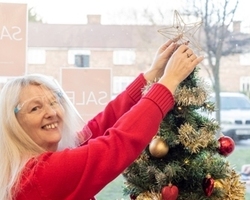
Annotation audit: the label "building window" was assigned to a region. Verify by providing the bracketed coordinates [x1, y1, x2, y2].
[113, 50, 135, 65]
[28, 49, 46, 64]
[75, 54, 90, 67]
[113, 76, 135, 95]
[68, 50, 90, 67]
[240, 76, 250, 93]
[240, 53, 250, 65]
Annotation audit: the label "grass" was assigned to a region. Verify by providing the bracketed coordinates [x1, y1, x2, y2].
[96, 143, 250, 200]
[226, 144, 250, 171]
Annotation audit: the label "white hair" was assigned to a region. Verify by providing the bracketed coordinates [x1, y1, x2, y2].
[0, 74, 92, 199]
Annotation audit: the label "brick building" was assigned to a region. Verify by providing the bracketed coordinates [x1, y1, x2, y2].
[27, 15, 250, 96]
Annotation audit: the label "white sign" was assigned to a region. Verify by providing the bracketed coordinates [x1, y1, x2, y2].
[0, 3, 27, 76]
[60, 68, 112, 121]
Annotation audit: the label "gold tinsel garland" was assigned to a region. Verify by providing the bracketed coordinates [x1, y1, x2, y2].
[178, 123, 215, 153]
[142, 77, 210, 108]
[215, 169, 246, 200]
[136, 191, 162, 200]
[174, 80, 210, 106]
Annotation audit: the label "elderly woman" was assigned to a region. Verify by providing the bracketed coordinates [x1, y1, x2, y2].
[0, 40, 202, 200]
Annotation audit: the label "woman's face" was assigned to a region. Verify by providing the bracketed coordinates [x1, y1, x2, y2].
[16, 84, 64, 151]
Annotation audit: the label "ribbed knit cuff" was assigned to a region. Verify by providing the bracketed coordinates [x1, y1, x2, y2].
[142, 83, 175, 118]
[126, 73, 147, 103]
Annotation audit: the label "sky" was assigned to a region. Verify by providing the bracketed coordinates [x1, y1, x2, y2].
[0, 0, 249, 30]
[1, 0, 181, 24]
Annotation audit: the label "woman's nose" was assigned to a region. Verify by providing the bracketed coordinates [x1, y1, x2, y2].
[44, 104, 57, 117]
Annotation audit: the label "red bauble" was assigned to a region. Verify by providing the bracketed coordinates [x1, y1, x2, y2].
[218, 135, 235, 156]
[202, 175, 214, 196]
[130, 194, 137, 200]
[161, 184, 179, 200]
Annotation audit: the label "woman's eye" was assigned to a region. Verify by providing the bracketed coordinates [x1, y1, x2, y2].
[30, 106, 41, 112]
[50, 100, 59, 106]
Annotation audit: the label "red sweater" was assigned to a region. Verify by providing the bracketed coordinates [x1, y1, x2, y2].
[16, 74, 174, 200]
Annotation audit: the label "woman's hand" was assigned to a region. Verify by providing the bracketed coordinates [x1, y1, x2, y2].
[143, 36, 182, 82]
[158, 44, 204, 94]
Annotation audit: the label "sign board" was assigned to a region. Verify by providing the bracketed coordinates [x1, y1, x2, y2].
[0, 3, 27, 76]
[60, 68, 112, 121]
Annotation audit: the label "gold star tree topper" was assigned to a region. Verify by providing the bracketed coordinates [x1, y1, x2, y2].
[158, 10, 203, 54]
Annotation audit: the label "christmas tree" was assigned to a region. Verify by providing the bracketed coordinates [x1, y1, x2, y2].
[122, 11, 246, 200]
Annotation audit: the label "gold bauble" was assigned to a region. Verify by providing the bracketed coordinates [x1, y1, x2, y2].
[149, 137, 169, 158]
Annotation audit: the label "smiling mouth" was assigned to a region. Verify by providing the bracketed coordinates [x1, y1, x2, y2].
[42, 123, 58, 130]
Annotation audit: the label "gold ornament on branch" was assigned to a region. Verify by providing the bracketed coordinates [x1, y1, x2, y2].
[204, 102, 216, 112]
[149, 137, 169, 158]
[158, 10, 203, 54]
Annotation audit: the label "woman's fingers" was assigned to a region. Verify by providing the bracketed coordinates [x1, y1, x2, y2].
[172, 34, 183, 43]
[192, 56, 204, 66]
[159, 35, 183, 53]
